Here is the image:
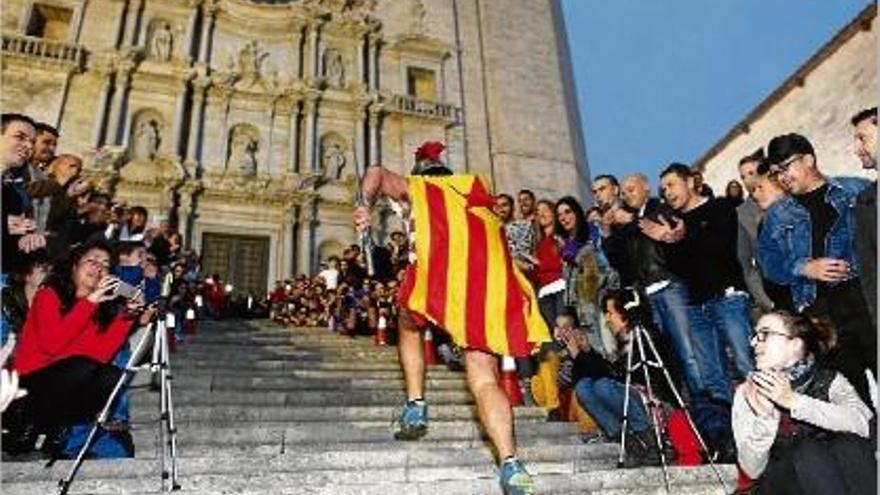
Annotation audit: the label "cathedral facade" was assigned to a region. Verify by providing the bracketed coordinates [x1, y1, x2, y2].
[1, 0, 589, 294]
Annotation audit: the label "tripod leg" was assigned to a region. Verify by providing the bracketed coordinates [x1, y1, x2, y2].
[156, 320, 168, 492]
[162, 322, 181, 490]
[634, 327, 670, 492]
[618, 336, 636, 468]
[57, 327, 148, 495]
[640, 325, 730, 493]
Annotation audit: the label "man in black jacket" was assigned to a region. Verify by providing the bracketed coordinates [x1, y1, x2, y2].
[602, 174, 706, 403]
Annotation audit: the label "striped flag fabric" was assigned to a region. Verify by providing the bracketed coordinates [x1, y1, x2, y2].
[398, 174, 551, 357]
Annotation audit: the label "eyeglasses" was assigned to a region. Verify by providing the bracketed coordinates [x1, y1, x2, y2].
[770, 154, 803, 174]
[750, 329, 794, 344]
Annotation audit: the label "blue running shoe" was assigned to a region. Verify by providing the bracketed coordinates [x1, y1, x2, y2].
[499, 458, 535, 495]
[393, 400, 428, 440]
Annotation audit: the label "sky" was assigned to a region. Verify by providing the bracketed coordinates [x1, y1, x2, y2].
[560, 0, 872, 184]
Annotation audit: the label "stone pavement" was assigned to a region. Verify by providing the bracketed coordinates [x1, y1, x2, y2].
[1, 319, 736, 494]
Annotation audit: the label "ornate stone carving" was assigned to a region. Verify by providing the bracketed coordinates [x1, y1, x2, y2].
[150, 21, 174, 61]
[321, 141, 346, 180]
[227, 124, 260, 176]
[132, 117, 162, 160]
[236, 40, 269, 84]
[409, 0, 427, 35]
[322, 49, 344, 88]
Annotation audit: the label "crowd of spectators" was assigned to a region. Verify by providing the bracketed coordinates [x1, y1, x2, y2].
[268, 107, 877, 493]
[0, 112, 211, 460]
[2, 104, 876, 493]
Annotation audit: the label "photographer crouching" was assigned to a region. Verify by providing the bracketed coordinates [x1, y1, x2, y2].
[568, 289, 678, 467]
[2, 239, 154, 455]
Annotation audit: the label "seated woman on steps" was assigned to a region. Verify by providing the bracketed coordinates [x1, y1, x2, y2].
[732, 311, 875, 495]
[2, 239, 154, 454]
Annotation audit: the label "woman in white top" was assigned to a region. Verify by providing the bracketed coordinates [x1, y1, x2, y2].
[732, 311, 875, 495]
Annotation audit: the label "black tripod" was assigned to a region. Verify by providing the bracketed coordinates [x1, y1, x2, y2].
[57, 315, 181, 494]
[617, 291, 729, 493]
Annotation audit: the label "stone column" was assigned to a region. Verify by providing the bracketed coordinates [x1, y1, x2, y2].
[122, 0, 144, 46]
[106, 59, 135, 145]
[281, 205, 296, 278]
[171, 76, 192, 157]
[288, 99, 301, 173]
[368, 104, 382, 166]
[302, 94, 319, 172]
[305, 23, 320, 82]
[266, 98, 277, 174]
[356, 35, 366, 85]
[198, 2, 218, 65]
[354, 105, 367, 174]
[217, 87, 233, 169]
[91, 68, 114, 147]
[186, 78, 209, 164]
[183, 7, 199, 60]
[298, 197, 318, 275]
[368, 34, 380, 90]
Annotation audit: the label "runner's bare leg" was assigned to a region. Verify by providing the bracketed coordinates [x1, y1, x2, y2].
[465, 350, 516, 459]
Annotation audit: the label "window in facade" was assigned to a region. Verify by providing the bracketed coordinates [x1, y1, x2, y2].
[406, 67, 437, 101]
[25, 4, 73, 41]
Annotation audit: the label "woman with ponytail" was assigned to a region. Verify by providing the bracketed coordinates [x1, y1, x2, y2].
[733, 311, 875, 495]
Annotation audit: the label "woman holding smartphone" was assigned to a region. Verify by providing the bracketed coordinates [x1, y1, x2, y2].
[8, 239, 153, 438]
[733, 311, 874, 495]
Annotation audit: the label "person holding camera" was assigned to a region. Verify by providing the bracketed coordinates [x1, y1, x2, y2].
[732, 311, 874, 495]
[3, 239, 154, 453]
[570, 290, 677, 467]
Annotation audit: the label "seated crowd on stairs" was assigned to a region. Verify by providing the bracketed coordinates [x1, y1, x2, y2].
[1, 109, 878, 494]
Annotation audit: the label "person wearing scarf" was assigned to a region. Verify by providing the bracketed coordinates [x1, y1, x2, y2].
[732, 311, 875, 495]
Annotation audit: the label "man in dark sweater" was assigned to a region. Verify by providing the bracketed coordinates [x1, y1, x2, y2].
[644, 163, 754, 403]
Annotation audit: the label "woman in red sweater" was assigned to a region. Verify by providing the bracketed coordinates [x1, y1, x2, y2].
[532, 200, 565, 324]
[12, 239, 150, 431]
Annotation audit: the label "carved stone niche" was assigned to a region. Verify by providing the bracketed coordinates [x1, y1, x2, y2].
[226, 123, 260, 177]
[322, 48, 345, 88]
[129, 109, 164, 162]
[147, 19, 175, 62]
[319, 132, 348, 181]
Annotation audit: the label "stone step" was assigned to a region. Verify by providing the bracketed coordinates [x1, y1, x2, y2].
[172, 374, 468, 391]
[4, 444, 620, 481]
[1, 465, 736, 495]
[170, 359, 460, 373]
[166, 367, 462, 381]
[130, 404, 548, 424]
[129, 388, 473, 407]
[124, 420, 577, 448]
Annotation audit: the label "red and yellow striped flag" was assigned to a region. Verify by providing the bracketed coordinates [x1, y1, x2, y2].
[398, 174, 551, 357]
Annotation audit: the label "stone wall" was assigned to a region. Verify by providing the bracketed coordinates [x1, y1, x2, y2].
[697, 6, 877, 191]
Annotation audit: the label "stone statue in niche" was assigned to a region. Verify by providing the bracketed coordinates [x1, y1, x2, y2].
[237, 41, 269, 83]
[229, 130, 258, 176]
[322, 142, 346, 180]
[151, 22, 173, 61]
[133, 119, 161, 161]
[323, 50, 344, 88]
[409, 0, 427, 34]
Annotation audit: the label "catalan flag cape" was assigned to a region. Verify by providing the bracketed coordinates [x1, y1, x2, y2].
[398, 174, 551, 358]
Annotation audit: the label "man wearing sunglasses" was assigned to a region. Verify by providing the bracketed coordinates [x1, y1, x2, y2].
[763, 132, 874, 405]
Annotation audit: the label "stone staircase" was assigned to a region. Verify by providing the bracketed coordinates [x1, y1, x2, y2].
[1, 319, 736, 494]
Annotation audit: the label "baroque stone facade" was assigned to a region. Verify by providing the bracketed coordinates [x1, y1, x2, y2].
[1, 0, 589, 291]
[696, 4, 877, 190]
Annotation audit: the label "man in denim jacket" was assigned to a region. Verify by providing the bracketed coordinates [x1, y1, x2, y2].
[763, 132, 874, 404]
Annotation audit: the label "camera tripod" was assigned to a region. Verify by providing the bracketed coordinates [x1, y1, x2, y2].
[57, 315, 181, 494]
[618, 294, 729, 493]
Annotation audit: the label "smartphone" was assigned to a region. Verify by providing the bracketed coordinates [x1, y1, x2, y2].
[115, 280, 142, 300]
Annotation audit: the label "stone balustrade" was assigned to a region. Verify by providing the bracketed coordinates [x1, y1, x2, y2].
[391, 94, 460, 122]
[1, 33, 85, 68]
